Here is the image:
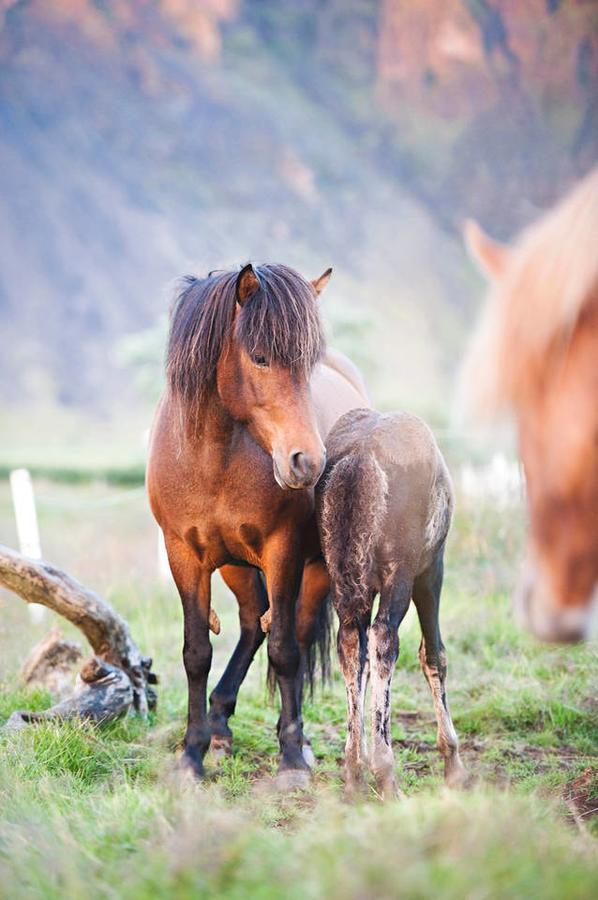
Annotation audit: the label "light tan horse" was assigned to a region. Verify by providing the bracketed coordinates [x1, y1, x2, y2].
[462, 168, 598, 642]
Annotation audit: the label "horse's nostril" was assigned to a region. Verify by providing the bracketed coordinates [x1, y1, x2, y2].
[289, 451, 309, 478]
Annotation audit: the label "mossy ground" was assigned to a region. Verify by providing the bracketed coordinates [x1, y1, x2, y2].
[0, 480, 596, 898]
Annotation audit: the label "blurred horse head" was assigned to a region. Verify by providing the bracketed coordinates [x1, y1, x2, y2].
[461, 167, 598, 642]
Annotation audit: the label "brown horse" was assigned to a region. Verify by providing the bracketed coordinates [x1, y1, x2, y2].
[147, 262, 369, 785]
[462, 167, 598, 642]
[317, 409, 467, 798]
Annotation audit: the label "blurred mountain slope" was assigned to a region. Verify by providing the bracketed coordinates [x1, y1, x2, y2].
[0, 0, 594, 412]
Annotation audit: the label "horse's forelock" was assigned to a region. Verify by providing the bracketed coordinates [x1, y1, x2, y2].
[237, 264, 324, 371]
[166, 264, 324, 424]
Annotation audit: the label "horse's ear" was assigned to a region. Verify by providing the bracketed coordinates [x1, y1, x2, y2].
[464, 219, 509, 281]
[311, 267, 333, 296]
[236, 263, 260, 305]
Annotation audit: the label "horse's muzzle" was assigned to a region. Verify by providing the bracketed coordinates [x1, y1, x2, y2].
[514, 567, 596, 643]
[273, 448, 326, 490]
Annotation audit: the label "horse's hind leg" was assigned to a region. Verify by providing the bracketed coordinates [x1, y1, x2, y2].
[293, 558, 332, 765]
[167, 537, 213, 780]
[412, 551, 468, 789]
[337, 611, 370, 794]
[369, 576, 412, 799]
[208, 565, 268, 758]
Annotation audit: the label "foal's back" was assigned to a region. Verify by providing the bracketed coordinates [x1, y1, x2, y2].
[320, 408, 453, 592]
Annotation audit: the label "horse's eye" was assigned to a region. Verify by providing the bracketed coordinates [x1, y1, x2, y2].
[252, 354, 269, 368]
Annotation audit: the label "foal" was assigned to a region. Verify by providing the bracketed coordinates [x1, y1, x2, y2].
[317, 408, 467, 797]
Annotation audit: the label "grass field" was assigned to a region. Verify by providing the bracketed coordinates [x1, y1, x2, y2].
[0, 478, 596, 898]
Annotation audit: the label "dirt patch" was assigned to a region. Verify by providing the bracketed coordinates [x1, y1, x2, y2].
[564, 766, 598, 826]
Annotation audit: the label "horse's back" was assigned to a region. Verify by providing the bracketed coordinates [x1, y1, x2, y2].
[321, 348, 371, 405]
[311, 351, 371, 440]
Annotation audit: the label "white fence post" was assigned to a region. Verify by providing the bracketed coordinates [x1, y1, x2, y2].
[9, 468, 45, 622]
[157, 527, 171, 582]
[459, 453, 524, 507]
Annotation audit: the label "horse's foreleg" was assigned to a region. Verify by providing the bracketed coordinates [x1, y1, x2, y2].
[167, 538, 213, 779]
[369, 576, 412, 799]
[413, 553, 468, 790]
[263, 540, 308, 786]
[208, 565, 268, 757]
[337, 613, 370, 794]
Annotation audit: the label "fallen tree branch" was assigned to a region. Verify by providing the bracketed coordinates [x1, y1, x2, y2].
[0, 544, 158, 726]
[21, 626, 83, 698]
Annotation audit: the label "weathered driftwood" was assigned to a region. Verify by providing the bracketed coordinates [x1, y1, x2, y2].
[0, 543, 158, 727]
[21, 626, 83, 698]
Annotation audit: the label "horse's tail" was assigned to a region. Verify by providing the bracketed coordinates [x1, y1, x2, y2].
[319, 452, 388, 625]
[265, 589, 333, 700]
[304, 589, 333, 697]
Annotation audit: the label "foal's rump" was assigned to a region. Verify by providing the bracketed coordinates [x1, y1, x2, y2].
[318, 449, 388, 624]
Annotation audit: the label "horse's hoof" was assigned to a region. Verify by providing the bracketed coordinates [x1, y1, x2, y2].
[209, 734, 233, 762]
[302, 739, 316, 768]
[273, 768, 311, 793]
[176, 750, 205, 783]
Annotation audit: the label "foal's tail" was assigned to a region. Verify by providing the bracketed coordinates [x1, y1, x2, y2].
[319, 452, 388, 625]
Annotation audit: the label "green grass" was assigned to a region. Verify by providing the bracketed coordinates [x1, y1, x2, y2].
[0, 406, 150, 484]
[0, 462, 146, 487]
[0, 482, 597, 897]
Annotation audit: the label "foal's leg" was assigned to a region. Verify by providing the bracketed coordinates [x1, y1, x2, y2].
[337, 610, 370, 794]
[369, 576, 412, 798]
[208, 565, 268, 758]
[412, 552, 468, 789]
[263, 538, 309, 787]
[166, 537, 213, 779]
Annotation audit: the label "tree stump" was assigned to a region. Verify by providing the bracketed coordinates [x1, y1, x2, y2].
[0, 544, 158, 728]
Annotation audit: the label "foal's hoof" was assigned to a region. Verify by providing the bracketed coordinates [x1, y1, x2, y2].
[208, 734, 233, 762]
[341, 763, 368, 799]
[373, 772, 406, 802]
[343, 778, 368, 801]
[273, 768, 311, 793]
[444, 761, 472, 791]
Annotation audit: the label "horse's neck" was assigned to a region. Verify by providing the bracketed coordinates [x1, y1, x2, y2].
[179, 393, 248, 478]
[195, 394, 236, 446]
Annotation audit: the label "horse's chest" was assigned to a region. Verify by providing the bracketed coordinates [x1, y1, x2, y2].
[155, 436, 312, 569]
[189, 480, 307, 570]
[189, 505, 266, 568]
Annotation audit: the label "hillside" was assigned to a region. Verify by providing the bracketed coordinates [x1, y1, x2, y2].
[0, 1, 594, 413]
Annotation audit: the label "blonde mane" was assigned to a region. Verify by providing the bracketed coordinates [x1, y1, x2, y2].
[461, 167, 598, 418]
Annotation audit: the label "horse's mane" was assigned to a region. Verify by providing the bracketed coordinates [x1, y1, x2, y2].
[166, 263, 325, 421]
[462, 166, 598, 417]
